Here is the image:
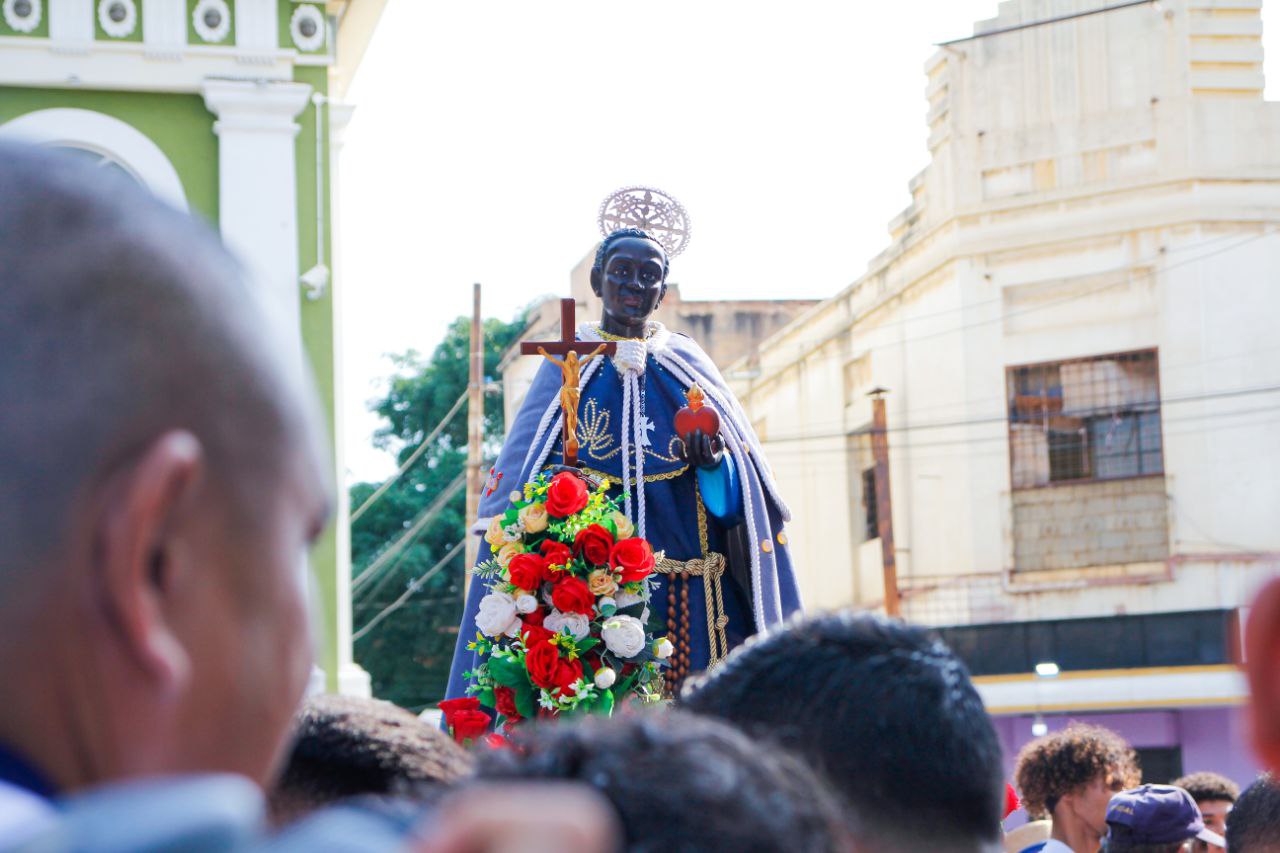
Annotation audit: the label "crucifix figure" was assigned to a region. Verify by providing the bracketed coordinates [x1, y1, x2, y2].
[519, 298, 616, 468]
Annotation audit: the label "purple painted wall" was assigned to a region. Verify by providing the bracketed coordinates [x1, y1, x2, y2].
[993, 707, 1262, 787]
[994, 707, 1263, 828]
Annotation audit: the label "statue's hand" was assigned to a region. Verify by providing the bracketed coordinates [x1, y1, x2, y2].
[680, 428, 724, 471]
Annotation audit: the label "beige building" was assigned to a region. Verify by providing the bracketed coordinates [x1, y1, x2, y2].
[499, 249, 817, 425]
[738, 0, 1280, 619]
[732, 0, 1280, 776]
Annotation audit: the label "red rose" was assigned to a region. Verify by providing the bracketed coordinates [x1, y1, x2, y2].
[522, 608, 546, 628]
[439, 697, 490, 743]
[507, 553, 547, 591]
[540, 539, 573, 569]
[521, 623, 554, 648]
[544, 471, 589, 517]
[484, 733, 511, 749]
[438, 696, 480, 716]
[494, 686, 522, 722]
[551, 656, 584, 696]
[610, 537, 656, 583]
[525, 640, 562, 690]
[573, 524, 615, 566]
[447, 709, 492, 743]
[551, 575, 595, 616]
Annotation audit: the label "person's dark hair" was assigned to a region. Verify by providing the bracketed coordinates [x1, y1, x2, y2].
[270, 695, 473, 825]
[591, 227, 669, 279]
[1014, 723, 1140, 819]
[680, 611, 1003, 851]
[1171, 770, 1240, 805]
[474, 711, 848, 853]
[1226, 774, 1280, 852]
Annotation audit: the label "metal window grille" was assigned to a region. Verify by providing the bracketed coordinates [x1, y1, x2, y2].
[861, 467, 878, 541]
[1006, 349, 1164, 489]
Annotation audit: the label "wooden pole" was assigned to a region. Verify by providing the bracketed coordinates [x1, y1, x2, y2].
[869, 388, 901, 617]
[464, 284, 484, 594]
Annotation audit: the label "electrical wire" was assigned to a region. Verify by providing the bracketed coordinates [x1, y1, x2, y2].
[353, 539, 466, 642]
[351, 391, 467, 523]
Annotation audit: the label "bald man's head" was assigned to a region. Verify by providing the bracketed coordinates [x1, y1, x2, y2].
[0, 142, 331, 790]
[0, 142, 324, 591]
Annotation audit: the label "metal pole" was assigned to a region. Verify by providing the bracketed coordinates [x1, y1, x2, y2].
[464, 284, 484, 594]
[869, 388, 901, 617]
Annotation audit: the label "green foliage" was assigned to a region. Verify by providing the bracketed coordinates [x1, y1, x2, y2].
[350, 310, 527, 711]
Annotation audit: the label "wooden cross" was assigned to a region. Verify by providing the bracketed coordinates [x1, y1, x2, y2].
[520, 299, 616, 468]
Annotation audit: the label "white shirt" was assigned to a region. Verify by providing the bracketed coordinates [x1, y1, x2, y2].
[0, 778, 57, 848]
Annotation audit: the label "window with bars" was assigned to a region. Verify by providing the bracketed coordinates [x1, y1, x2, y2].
[862, 467, 878, 541]
[1006, 349, 1164, 489]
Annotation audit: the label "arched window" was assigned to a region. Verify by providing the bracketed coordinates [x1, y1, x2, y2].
[0, 108, 188, 211]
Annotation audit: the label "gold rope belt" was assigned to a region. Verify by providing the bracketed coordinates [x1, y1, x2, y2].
[655, 552, 730, 686]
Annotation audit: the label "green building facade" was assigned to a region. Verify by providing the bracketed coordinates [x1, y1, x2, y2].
[0, 0, 385, 695]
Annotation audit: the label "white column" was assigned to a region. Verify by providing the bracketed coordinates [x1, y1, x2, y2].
[201, 78, 311, 363]
[328, 101, 371, 697]
[49, 0, 92, 48]
[142, 0, 185, 55]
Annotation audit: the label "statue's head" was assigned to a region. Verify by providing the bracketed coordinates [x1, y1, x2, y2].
[590, 228, 669, 338]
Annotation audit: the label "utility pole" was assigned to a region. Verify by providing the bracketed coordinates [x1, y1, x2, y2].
[464, 284, 484, 595]
[869, 388, 901, 617]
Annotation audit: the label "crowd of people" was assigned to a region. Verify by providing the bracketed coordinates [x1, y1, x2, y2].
[3, 143, 1280, 852]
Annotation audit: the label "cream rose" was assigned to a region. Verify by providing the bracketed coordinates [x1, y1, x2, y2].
[601, 614, 647, 659]
[484, 515, 507, 549]
[611, 511, 635, 540]
[545, 609, 591, 641]
[495, 542, 523, 568]
[476, 591, 521, 638]
[518, 502, 549, 534]
[588, 569, 618, 597]
[594, 667, 617, 689]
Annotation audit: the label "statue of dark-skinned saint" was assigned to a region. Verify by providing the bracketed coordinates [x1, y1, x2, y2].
[445, 188, 800, 699]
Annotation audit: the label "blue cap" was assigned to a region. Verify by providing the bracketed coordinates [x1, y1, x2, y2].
[1106, 784, 1226, 846]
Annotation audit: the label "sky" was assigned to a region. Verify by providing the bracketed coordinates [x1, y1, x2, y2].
[339, 0, 1280, 484]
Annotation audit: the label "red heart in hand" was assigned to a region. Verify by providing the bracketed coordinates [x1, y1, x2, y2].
[674, 404, 720, 440]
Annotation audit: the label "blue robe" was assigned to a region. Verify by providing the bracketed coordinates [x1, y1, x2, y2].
[444, 325, 801, 701]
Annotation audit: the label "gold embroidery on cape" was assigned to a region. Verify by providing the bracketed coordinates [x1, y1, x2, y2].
[572, 398, 685, 465]
[579, 465, 688, 486]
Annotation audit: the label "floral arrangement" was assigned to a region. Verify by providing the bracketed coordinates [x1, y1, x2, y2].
[452, 470, 671, 736]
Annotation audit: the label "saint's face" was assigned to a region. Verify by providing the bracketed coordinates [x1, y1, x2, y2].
[597, 236, 667, 337]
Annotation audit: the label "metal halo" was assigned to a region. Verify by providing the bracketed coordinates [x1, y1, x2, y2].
[597, 186, 691, 258]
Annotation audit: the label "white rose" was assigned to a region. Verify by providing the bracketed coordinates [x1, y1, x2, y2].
[545, 609, 591, 641]
[654, 637, 674, 659]
[475, 591, 520, 638]
[514, 594, 538, 615]
[615, 590, 644, 610]
[601, 614, 647, 659]
[594, 667, 617, 689]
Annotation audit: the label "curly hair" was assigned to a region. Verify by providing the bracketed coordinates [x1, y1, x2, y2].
[1172, 771, 1240, 804]
[1014, 723, 1140, 819]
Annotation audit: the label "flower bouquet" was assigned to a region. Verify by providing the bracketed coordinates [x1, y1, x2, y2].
[455, 470, 671, 735]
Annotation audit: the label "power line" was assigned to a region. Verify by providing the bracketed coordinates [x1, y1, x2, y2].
[353, 539, 466, 642]
[352, 473, 466, 594]
[351, 391, 468, 523]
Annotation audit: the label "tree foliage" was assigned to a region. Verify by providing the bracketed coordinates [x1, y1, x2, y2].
[351, 311, 527, 711]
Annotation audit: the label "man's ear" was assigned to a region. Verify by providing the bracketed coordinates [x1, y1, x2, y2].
[94, 430, 205, 695]
[1248, 579, 1280, 773]
[589, 265, 603, 298]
